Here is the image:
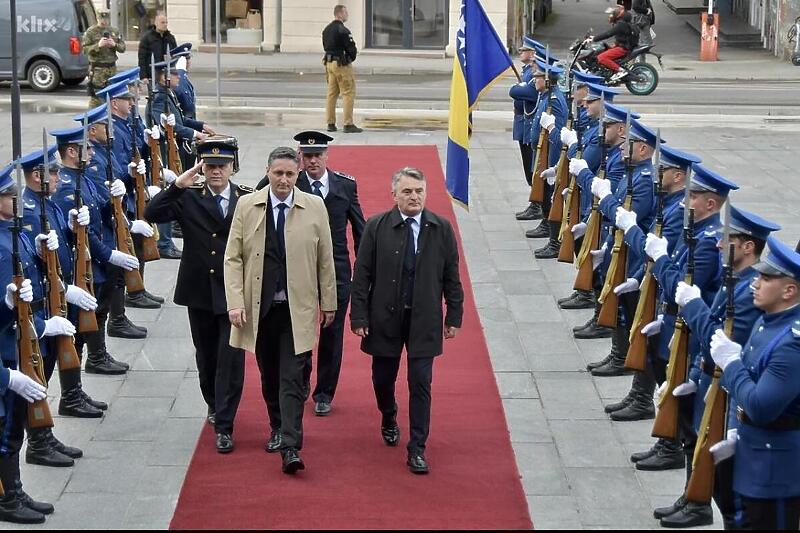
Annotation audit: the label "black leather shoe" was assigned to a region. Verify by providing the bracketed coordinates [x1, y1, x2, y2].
[574, 322, 613, 339]
[124, 316, 148, 334]
[265, 431, 282, 453]
[604, 394, 633, 413]
[631, 440, 663, 463]
[58, 392, 103, 418]
[343, 124, 363, 133]
[515, 203, 542, 221]
[80, 389, 108, 410]
[281, 448, 305, 474]
[216, 433, 234, 454]
[654, 495, 686, 519]
[144, 290, 165, 304]
[314, 402, 331, 416]
[609, 399, 655, 421]
[106, 352, 130, 371]
[381, 423, 400, 447]
[125, 292, 161, 309]
[85, 353, 128, 375]
[660, 502, 713, 528]
[573, 316, 595, 333]
[25, 442, 74, 468]
[207, 408, 216, 426]
[559, 291, 595, 310]
[588, 354, 614, 372]
[327, 123, 337, 132]
[15, 490, 53, 516]
[534, 242, 560, 259]
[107, 319, 147, 339]
[636, 444, 685, 471]
[591, 358, 633, 377]
[558, 292, 579, 305]
[407, 453, 429, 474]
[525, 220, 549, 239]
[158, 247, 182, 260]
[0, 494, 45, 524]
[49, 431, 83, 459]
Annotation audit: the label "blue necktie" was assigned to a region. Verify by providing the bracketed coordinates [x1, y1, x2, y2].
[311, 181, 323, 198]
[215, 195, 225, 218]
[276, 203, 288, 292]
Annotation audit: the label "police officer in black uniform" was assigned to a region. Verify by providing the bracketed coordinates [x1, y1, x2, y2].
[256, 131, 365, 416]
[144, 136, 250, 454]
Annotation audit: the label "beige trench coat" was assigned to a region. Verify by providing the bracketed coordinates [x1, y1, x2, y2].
[224, 185, 337, 355]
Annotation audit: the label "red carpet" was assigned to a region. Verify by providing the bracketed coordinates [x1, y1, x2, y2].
[170, 145, 532, 530]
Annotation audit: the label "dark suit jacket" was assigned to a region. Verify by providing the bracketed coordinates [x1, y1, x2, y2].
[350, 207, 464, 359]
[257, 169, 365, 292]
[144, 181, 251, 315]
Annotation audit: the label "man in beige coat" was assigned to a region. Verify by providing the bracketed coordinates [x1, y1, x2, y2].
[224, 146, 337, 474]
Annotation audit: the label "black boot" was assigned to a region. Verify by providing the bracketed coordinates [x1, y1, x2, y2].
[610, 371, 655, 421]
[143, 290, 165, 304]
[107, 316, 147, 339]
[635, 438, 684, 471]
[125, 291, 161, 309]
[654, 494, 687, 519]
[591, 327, 632, 376]
[47, 429, 83, 459]
[588, 324, 619, 371]
[25, 428, 74, 467]
[80, 389, 108, 410]
[631, 439, 665, 463]
[85, 331, 128, 375]
[13, 469, 53, 515]
[525, 218, 549, 239]
[560, 289, 595, 310]
[659, 501, 713, 528]
[573, 315, 596, 333]
[573, 303, 613, 339]
[534, 222, 561, 259]
[558, 291, 579, 305]
[515, 202, 542, 221]
[59, 383, 103, 418]
[0, 454, 47, 523]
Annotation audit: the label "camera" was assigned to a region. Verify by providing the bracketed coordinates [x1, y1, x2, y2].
[102, 31, 111, 38]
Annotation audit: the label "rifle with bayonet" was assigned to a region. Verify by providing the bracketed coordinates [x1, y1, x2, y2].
[529, 46, 552, 205]
[625, 129, 663, 371]
[12, 162, 53, 429]
[652, 193, 695, 440]
[163, 51, 183, 175]
[105, 95, 145, 293]
[38, 129, 81, 375]
[130, 90, 161, 261]
[572, 100, 608, 291]
[548, 77, 574, 225]
[597, 111, 634, 328]
[558, 93, 584, 263]
[73, 118, 99, 333]
[685, 201, 733, 504]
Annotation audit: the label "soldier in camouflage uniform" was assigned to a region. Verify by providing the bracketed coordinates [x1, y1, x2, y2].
[82, 8, 126, 108]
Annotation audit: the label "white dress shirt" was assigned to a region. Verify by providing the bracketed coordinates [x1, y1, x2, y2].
[307, 170, 329, 199]
[400, 211, 422, 252]
[210, 183, 231, 217]
[269, 189, 294, 302]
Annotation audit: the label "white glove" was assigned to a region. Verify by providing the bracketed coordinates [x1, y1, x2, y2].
[147, 185, 162, 199]
[5, 280, 33, 310]
[613, 277, 639, 295]
[675, 281, 702, 308]
[673, 380, 698, 397]
[709, 429, 738, 464]
[590, 242, 607, 271]
[539, 112, 556, 130]
[615, 207, 638, 234]
[176, 56, 188, 72]
[541, 166, 557, 186]
[144, 127, 161, 141]
[110, 179, 126, 198]
[571, 222, 587, 239]
[561, 187, 569, 199]
[645, 233, 669, 261]
[569, 158, 588, 176]
[162, 168, 178, 184]
[129, 159, 147, 176]
[42, 316, 76, 337]
[560, 128, 578, 148]
[109, 250, 140, 271]
[130, 220, 154, 238]
[65, 284, 97, 311]
[34, 230, 59, 256]
[68, 206, 90, 230]
[591, 177, 612, 200]
[656, 380, 669, 400]
[7, 370, 47, 403]
[160, 113, 176, 127]
[710, 329, 742, 371]
[641, 314, 664, 337]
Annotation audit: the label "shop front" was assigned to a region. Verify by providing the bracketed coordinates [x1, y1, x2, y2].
[367, 0, 448, 49]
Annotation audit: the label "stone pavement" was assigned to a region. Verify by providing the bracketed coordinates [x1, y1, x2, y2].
[1, 106, 799, 529]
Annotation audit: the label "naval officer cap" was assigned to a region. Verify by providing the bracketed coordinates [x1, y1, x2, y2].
[573, 71, 605, 87]
[152, 56, 180, 73]
[584, 82, 619, 102]
[628, 120, 665, 147]
[753, 236, 800, 281]
[95, 79, 134, 100]
[170, 42, 193, 58]
[73, 104, 110, 126]
[689, 164, 739, 198]
[197, 136, 238, 166]
[107, 67, 140, 86]
[533, 59, 564, 78]
[19, 146, 59, 173]
[728, 206, 781, 242]
[659, 145, 701, 171]
[602, 102, 640, 124]
[50, 125, 85, 146]
[294, 131, 334, 154]
[0, 164, 17, 195]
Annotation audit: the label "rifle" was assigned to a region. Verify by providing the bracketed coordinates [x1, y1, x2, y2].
[625, 129, 663, 370]
[130, 90, 160, 262]
[548, 77, 574, 225]
[557, 93, 583, 264]
[73, 118, 99, 333]
[528, 46, 552, 204]
[163, 51, 183, 175]
[597, 111, 634, 329]
[685, 203, 733, 504]
[39, 129, 81, 374]
[11, 162, 53, 429]
[573, 100, 607, 291]
[105, 94, 145, 294]
[652, 201, 696, 440]
[149, 56, 166, 189]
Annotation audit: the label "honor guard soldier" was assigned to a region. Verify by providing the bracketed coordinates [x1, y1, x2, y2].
[145, 137, 250, 454]
[709, 236, 800, 530]
[511, 37, 542, 222]
[82, 7, 126, 108]
[257, 131, 365, 416]
[171, 43, 197, 121]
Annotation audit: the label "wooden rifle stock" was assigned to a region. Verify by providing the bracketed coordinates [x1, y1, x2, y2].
[557, 180, 581, 263]
[131, 147, 160, 262]
[685, 367, 727, 503]
[148, 134, 164, 189]
[73, 206, 98, 333]
[548, 146, 570, 223]
[651, 317, 690, 439]
[111, 196, 145, 293]
[625, 266, 657, 370]
[41, 243, 81, 372]
[529, 97, 553, 203]
[597, 234, 627, 328]
[165, 123, 183, 175]
[573, 209, 600, 291]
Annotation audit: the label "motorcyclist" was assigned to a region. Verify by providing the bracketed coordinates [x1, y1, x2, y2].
[586, 6, 637, 83]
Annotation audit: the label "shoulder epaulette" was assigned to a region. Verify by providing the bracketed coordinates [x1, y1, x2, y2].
[793, 319, 800, 338]
[189, 178, 206, 190]
[237, 184, 254, 193]
[333, 171, 356, 181]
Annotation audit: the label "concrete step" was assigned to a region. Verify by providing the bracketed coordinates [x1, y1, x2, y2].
[662, 0, 706, 15]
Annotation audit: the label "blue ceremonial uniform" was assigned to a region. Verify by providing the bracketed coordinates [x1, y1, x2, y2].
[175, 69, 197, 120]
[149, 87, 204, 143]
[509, 78, 539, 146]
[21, 187, 74, 283]
[625, 190, 684, 282]
[510, 63, 534, 142]
[568, 119, 601, 221]
[544, 89, 568, 169]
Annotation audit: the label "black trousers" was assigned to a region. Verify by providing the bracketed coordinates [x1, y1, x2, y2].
[0, 383, 26, 458]
[104, 265, 127, 321]
[714, 457, 738, 529]
[305, 285, 350, 404]
[187, 307, 245, 435]
[255, 303, 309, 450]
[518, 141, 533, 187]
[371, 309, 435, 454]
[74, 277, 114, 357]
[739, 495, 800, 530]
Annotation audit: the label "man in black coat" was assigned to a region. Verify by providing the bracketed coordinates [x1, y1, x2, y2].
[137, 12, 177, 82]
[256, 131, 365, 417]
[350, 167, 464, 475]
[144, 136, 251, 454]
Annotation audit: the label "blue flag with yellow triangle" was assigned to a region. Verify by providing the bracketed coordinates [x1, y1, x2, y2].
[446, 0, 513, 207]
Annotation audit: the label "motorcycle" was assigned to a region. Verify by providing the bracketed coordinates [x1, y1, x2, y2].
[568, 31, 663, 96]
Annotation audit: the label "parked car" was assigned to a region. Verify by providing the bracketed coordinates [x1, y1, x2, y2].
[0, 0, 94, 91]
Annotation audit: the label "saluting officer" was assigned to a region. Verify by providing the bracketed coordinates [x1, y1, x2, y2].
[709, 236, 800, 530]
[257, 131, 365, 416]
[145, 137, 250, 454]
